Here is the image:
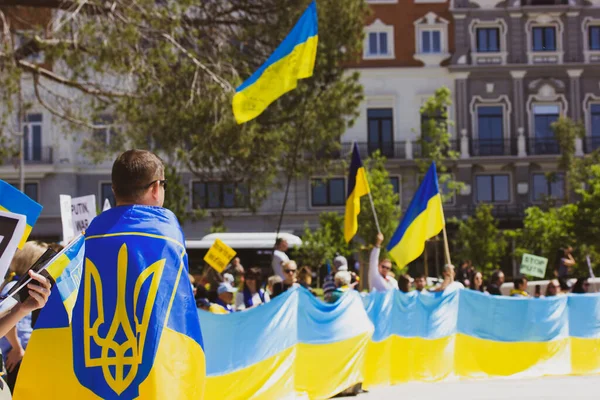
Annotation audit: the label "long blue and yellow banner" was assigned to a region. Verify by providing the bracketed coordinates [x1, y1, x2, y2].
[232, 1, 318, 124]
[197, 288, 600, 399]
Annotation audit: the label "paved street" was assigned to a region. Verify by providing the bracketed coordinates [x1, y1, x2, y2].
[346, 375, 600, 400]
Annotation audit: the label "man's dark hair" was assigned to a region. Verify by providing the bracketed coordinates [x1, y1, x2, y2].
[275, 238, 286, 248]
[112, 150, 164, 202]
[414, 272, 426, 279]
[513, 276, 527, 290]
[490, 270, 503, 284]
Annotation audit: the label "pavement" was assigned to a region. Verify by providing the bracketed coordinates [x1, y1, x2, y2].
[341, 375, 600, 399]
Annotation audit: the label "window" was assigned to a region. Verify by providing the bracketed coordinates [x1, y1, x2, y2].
[367, 108, 393, 157]
[590, 26, 600, 51]
[311, 178, 345, 207]
[100, 183, 115, 208]
[533, 104, 560, 154]
[532, 173, 565, 202]
[93, 116, 118, 145]
[476, 28, 500, 53]
[476, 106, 504, 156]
[368, 32, 389, 56]
[192, 182, 249, 209]
[23, 113, 42, 162]
[476, 175, 510, 203]
[390, 176, 400, 204]
[590, 104, 600, 151]
[421, 30, 441, 54]
[532, 27, 556, 51]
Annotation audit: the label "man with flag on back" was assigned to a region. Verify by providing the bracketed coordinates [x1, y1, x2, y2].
[14, 150, 205, 399]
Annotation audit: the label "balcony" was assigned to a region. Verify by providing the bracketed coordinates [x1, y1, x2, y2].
[413, 140, 458, 158]
[528, 138, 560, 155]
[2, 146, 53, 166]
[445, 203, 527, 222]
[341, 141, 406, 160]
[470, 138, 518, 157]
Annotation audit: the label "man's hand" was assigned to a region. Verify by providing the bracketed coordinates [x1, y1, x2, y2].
[375, 233, 384, 248]
[6, 345, 24, 372]
[20, 271, 52, 314]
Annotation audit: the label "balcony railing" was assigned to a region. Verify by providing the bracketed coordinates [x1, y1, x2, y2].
[3, 146, 53, 166]
[445, 204, 527, 221]
[470, 138, 518, 157]
[584, 136, 600, 154]
[528, 138, 560, 155]
[413, 140, 458, 158]
[341, 141, 406, 159]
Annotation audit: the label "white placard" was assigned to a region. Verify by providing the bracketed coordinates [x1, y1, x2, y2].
[71, 195, 97, 234]
[60, 194, 75, 243]
[0, 210, 26, 283]
[102, 198, 112, 212]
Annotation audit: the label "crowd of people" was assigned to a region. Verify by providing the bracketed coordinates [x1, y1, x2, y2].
[192, 235, 596, 316]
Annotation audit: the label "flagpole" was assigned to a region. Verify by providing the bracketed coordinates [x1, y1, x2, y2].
[442, 225, 451, 266]
[367, 189, 381, 234]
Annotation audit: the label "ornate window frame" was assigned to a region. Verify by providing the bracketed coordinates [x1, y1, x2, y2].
[469, 18, 508, 65]
[525, 14, 564, 65]
[413, 12, 450, 67]
[582, 17, 600, 63]
[364, 19, 395, 60]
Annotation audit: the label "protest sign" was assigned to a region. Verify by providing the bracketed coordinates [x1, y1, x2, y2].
[0, 210, 26, 283]
[204, 239, 236, 273]
[60, 195, 75, 242]
[520, 253, 548, 279]
[102, 198, 112, 212]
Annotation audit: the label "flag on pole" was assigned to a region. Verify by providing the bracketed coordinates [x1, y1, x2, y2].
[387, 163, 445, 268]
[344, 143, 371, 243]
[232, 1, 318, 124]
[0, 180, 42, 248]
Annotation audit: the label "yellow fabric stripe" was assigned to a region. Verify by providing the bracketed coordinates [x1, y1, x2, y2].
[388, 193, 444, 268]
[296, 333, 371, 399]
[45, 253, 71, 280]
[62, 290, 78, 323]
[85, 232, 185, 249]
[569, 337, 600, 375]
[232, 35, 318, 124]
[344, 167, 370, 243]
[14, 326, 205, 399]
[205, 347, 295, 400]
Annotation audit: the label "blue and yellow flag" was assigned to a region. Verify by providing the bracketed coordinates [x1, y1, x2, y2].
[15, 206, 205, 399]
[387, 163, 445, 268]
[232, 1, 318, 124]
[0, 180, 42, 248]
[344, 143, 371, 242]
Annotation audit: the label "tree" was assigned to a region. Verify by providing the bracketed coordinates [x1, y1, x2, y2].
[417, 86, 464, 201]
[451, 204, 507, 278]
[551, 117, 584, 203]
[296, 211, 353, 271]
[0, 0, 368, 222]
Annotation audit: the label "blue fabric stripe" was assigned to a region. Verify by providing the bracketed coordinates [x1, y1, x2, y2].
[568, 294, 600, 338]
[236, 1, 318, 93]
[387, 163, 440, 250]
[0, 179, 43, 226]
[346, 143, 363, 198]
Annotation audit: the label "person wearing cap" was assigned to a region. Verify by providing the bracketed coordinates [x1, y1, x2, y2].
[209, 282, 238, 314]
[323, 255, 348, 302]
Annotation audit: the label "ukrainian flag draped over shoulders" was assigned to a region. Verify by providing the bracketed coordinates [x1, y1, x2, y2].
[344, 143, 370, 243]
[14, 206, 205, 399]
[232, 1, 318, 124]
[387, 163, 445, 268]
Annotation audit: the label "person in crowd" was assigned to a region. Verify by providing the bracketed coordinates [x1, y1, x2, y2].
[188, 273, 198, 297]
[432, 264, 464, 292]
[271, 260, 298, 298]
[0, 241, 50, 391]
[510, 277, 529, 297]
[572, 277, 590, 294]
[266, 275, 282, 297]
[556, 246, 576, 280]
[398, 274, 412, 293]
[46, 242, 64, 254]
[235, 268, 270, 311]
[349, 272, 360, 291]
[369, 233, 398, 292]
[327, 271, 352, 303]
[324, 255, 348, 301]
[545, 279, 560, 297]
[271, 238, 290, 280]
[297, 266, 316, 296]
[487, 270, 505, 295]
[225, 257, 245, 282]
[414, 273, 426, 292]
[209, 282, 237, 314]
[470, 271, 484, 292]
[223, 273, 235, 286]
[196, 298, 211, 311]
[457, 260, 473, 286]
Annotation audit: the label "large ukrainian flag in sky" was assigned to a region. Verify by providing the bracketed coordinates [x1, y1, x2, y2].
[14, 206, 205, 399]
[387, 163, 445, 268]
[232, 0, 318, 124]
